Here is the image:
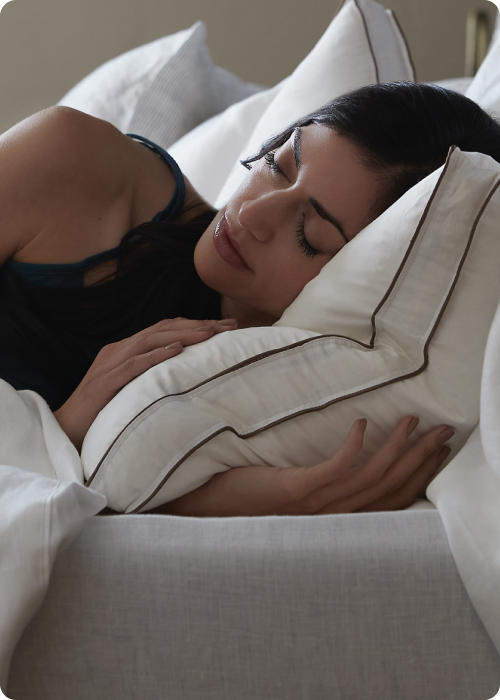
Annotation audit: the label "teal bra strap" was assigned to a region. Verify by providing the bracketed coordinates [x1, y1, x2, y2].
[126, 133, 186, 222]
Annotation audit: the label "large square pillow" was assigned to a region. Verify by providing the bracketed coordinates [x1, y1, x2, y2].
[58, 22, 262, 149]
[81, 147, 500, 513]
[169, 0, 415, 206]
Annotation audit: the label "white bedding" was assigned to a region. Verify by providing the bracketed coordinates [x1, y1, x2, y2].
[0, 384, 105, 692]
[428, 299, 500, 653]
[2, 2, 500, 691]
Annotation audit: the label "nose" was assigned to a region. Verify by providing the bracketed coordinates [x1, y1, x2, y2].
[237, 190, 289, 241]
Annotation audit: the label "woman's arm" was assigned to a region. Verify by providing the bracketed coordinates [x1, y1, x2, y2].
[54, 317, 238, 451]
[153, 417, 453, 517]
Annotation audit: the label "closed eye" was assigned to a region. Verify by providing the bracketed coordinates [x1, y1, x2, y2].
[296, 217, 319, 258]
[264, 151, 286, 178]
[264, 151, 319, 258]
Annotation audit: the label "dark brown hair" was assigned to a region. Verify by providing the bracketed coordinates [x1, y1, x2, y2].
[2, 82, 500, 408]
[242, 81, 500, 216]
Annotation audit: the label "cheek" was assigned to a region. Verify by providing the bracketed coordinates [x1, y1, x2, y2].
[266, 257, 329, 313]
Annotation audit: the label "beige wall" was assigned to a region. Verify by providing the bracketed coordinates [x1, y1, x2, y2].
[0, 0, 497, 134]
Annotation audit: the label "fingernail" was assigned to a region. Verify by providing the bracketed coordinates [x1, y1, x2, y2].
[406, 416, 419, 436]
[438, 445, 451, 460]
[217, 318, 238, 326]
[436, 426, 455, 445]
[195, 326, 214, 332]
[358, 418, 367, 431]
[166, 342, 182, 350]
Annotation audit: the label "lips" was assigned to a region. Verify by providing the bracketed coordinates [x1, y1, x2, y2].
[213, 215, 251, 271]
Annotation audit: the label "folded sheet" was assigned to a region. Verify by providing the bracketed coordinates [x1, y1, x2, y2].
[0, 380, 106, 691]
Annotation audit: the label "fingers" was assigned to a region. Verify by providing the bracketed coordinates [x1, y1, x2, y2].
[213, 319, 239, 333]
[363, 422, 455, 498]
[320, 422, 454, 514]
[152, 317, 238, 333]
[96, 318, 239, 397]
[130, 317, 238, 350]
[97, 318, 238, 372]
[92, 341, 185, 402]
[355, 444, 451, 512]
[300, 417, 454, 516]
[357, 415, 420, 485]
[289, 419, 367, 506]
[56, 318, 238, 452]
[304, 416, 415, 507]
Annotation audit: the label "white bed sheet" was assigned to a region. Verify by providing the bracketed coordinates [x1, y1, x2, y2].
[0, 382, 105, 692]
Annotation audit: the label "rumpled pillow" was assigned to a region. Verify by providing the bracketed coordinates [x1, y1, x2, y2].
[169, 0, 415, 206]
[57, 22, 262, 148]
[81, 147, 500, 513]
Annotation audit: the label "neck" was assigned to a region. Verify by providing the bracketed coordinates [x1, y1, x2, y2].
[220, 296, 278, 329]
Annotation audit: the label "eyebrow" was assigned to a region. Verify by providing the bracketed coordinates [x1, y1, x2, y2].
[292, 127, 348, 245]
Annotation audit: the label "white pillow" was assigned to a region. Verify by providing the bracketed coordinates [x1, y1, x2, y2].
[466, 13, 500, 115]
[169, 0, 415, 206]
[81, 147, 500, 513]
[169, 84, 284, 207]
[58, 22, 262, 148]
[432, 78, 473, 95]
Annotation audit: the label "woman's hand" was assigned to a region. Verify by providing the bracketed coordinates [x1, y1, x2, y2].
[155, 416, 453, 517]
[54, 317, 237, 451]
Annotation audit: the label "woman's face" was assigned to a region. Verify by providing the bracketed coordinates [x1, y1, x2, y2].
[194, 124, 384, 325]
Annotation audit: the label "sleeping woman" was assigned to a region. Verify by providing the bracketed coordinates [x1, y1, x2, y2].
[1, 81, 499, 517]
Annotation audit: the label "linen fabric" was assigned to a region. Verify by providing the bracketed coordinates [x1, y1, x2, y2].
[0, 377, 106, 690]
[169, 0, 414, 206]
[58, 22, 262, 148]
[0, 464, 105, 691]
[8, 512, 500, 699]
[81, 147, 500, 513]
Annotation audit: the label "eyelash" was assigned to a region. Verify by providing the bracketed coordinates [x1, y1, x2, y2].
[264, 151, 319, 259]
[296, 219, 319, 258]
[264, 151, 281, 174]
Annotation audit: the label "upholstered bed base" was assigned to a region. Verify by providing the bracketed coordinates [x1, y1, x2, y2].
[8, 510, 500, 700]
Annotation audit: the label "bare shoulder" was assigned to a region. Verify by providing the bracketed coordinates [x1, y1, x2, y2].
[3, 106, 182, 265]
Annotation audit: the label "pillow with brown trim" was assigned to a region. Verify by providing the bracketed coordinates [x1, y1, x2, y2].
[169, 0, 415, 206]
[81, 147, 500, 513]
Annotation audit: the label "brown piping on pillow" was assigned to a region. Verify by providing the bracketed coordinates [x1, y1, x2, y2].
[84, 150, 497, 512]
[421, 176, 500, 359]
[368, 145, 456, 345]
[354, 0, 380, 84]
[129, 168, 500, 512]
[84, 332, 376, 487]
[389, 10, 417, 81]
[87, 149, 452, 490]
